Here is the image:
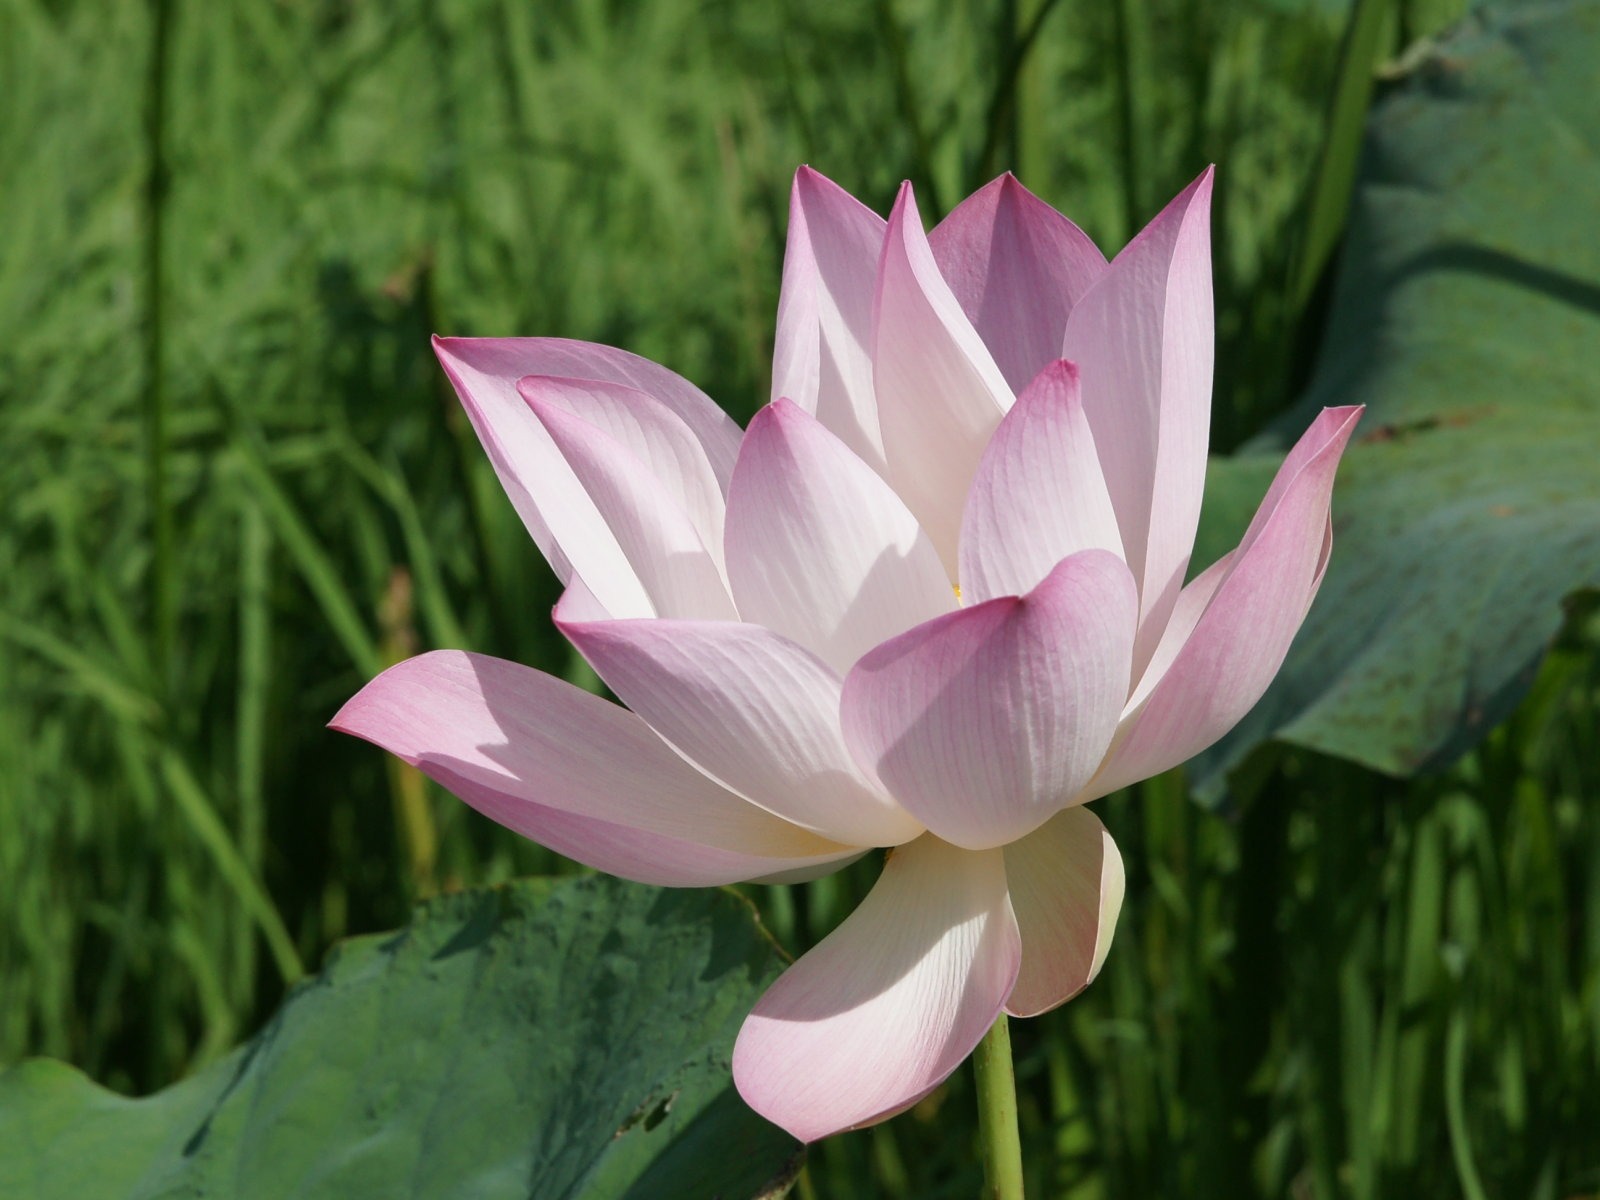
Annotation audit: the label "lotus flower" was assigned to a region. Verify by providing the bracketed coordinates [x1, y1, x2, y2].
[332, 165, 1360, 1143]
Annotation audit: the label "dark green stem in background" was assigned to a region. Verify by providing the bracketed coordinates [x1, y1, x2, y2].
[144, 0, 175, 702]
[1110, 0, 1144, 243]
[973, 1014, 1026, 1200]
[974, 0, 1065, 187]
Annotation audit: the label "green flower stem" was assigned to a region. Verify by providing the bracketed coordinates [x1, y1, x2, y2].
[972, 1013, 1025, 1200]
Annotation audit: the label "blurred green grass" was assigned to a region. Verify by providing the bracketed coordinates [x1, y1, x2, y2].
[1, 0, 1595, 1196]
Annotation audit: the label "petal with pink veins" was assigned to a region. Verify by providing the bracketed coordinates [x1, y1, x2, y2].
[518, 374, 727, 565]
[330, 651, 857, 887]
[435, 335, 740, 482]
[524, 393, 737, 620]
[733, 835, 1020, 1142]
[1088, 406, 1363, 797]
[959, 359, 1125, 604]
[1060, 169, 1215, 674]
[772, 167, 889, 472]
[556, 608, 923, 848]
[930, 174, 1107, 394]
[725, 398, 955, 675]
[841, 551, 1138, 850]
[873, 183, 1015, 574]
[1001, 806, 1125, 1017]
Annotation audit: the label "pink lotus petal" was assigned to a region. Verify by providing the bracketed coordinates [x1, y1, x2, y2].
[435, 334, 740, 481]
[555, 575, 611, 622]
[518, 374, 726, 566]
[1124, 549, 1234, 710]
[1001, 806, 1125, 1017]
[524, 393, 736, 620]
[873, 182, 1015, 573]
[1059, 169, 1215, 673]
[556, 608, 923, 848]
[1090, 406, 1363, 796]
[772, 167, 889, 472]
[724, 398, 955, 675]
[733, 835, 1020, 1142]
[930, 174, 1107, 393]
[330, 651, 857, 886]
[959, 359, 1125, 604]
[841, 551, 1138, 850]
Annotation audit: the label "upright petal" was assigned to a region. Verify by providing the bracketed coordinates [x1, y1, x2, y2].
[524, 393, 736, 620]
[1090, 406, 1362, 796]
[724, 399, 955, 674]
[841, 551, 1138, 851]
[556, 609, 923, 848]
[431, 337, 741, 605]
[873, 183, 1015, 573]
[772, 167, 889, 472]
[959, 359, 1125, 604]
[733, 836, 1020, 1142]
[518, 374, 726, 568]
[1002, 806, 1124, 1017]
[436, 335, 741, 485]
[1059, 169, 1215, 671]
[930, 174, 1108, 393]
[330, 651, 857, 887]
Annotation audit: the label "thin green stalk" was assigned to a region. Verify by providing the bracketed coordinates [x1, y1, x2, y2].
[1290, 0, 1393, 315]
[973, 1014, 1025, 1200]
[1110, 0, 1144, 245]
[143, 0, 175, 700]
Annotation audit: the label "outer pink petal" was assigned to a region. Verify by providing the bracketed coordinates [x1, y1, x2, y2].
[331, 651, 857, 886]
[435, 334, 740, 483]
[772, 167, 889, 472]
[1001, 806, 1125, 1017]
[930, 174, 1108, 394]
[1124, 549, 1234, 709]
[1059, 169, 1215, 673]
[724, 398, 955, 674]
[556, 608, 922, 848]
[733, 836, 1020, 1142]
[1089, 406, 1363, 796]
[841, 551, 1138, 851]
[524, 394, 736, 620]
[873, 182, 1015, 574]
[517, 374, 726, 565]
[959, 359, 1125, 604]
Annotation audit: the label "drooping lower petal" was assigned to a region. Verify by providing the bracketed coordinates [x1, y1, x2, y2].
[525, 394, 736, 620]
[959, 359, 1125, 604]
[724, 398, 955, 675]
[1059, 170, 1215, 673]
[873, 182, 1015, 574]
[772, 167, 889, 472]
[556, 608, 923, 848]
[1089, 406, 1363, 797]
[733, 836, 1020, 1142]
[1001, 806, 1125, 1017]
[330, 650, 857, 886]
[930, 173, 1108, 394]
[841, 551, 1138, 851]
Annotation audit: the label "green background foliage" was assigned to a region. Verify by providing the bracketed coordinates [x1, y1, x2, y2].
[1, 0, 1595, 1196]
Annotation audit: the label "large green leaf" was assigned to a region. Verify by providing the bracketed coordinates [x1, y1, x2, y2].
[0, 876, 802, 1200]
[1193, 0, 1600, 786]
